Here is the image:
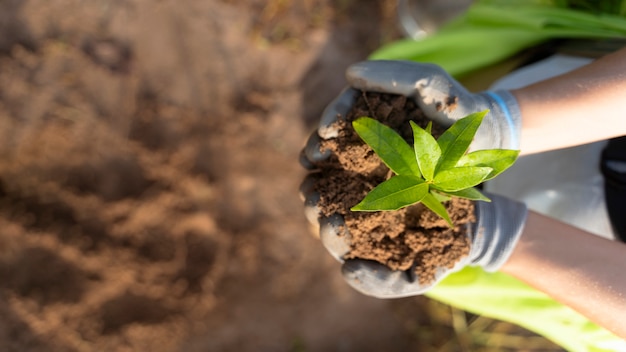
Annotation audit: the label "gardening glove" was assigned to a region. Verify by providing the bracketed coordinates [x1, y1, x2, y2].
[300, 87, 360, 169]
[302, 60, 522, 166]
[300, 60, 526, 298]
[300, 173, 528, 298]
[340, 194, 527, 298]
[350, 60, 523, 151]
[301, 60, 521, 167]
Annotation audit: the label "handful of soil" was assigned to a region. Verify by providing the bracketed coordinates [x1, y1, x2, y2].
[314, 92, 476, 285]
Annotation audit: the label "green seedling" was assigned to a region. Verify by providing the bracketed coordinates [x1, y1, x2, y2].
[350, 110, 519, 226]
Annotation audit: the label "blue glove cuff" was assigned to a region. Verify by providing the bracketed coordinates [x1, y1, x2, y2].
[478, 90, 523, 151]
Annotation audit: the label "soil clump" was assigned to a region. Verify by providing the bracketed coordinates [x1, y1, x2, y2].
[316, 92, 475, 284]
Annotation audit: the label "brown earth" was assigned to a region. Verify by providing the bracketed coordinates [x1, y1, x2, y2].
[314, 92, 474, 284]
[0, 1, 431, 351]
[0, 1, 565, 351]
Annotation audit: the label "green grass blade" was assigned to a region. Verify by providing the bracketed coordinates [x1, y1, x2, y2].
[410, 121, 441, 181]
[433, 166, 492, 192]
[436, 110, 487, 172]
[457, 149, 520, 181]
[353, 117, 421, 176]
[351, 176, 428, 211]
[422, 192, 453, 227]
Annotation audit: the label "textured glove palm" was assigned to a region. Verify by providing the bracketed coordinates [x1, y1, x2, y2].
[315, 60, 522, 152]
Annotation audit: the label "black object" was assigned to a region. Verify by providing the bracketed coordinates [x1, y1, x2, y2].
[600, 136, 626, 242]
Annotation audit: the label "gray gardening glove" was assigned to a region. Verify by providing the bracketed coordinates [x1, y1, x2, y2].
[300, 172, 527, 298]
[302, 60, 522, 167]
[300, 60, 527, 298]
[349, 60, 522, 151]
[339, 194, 527, 298]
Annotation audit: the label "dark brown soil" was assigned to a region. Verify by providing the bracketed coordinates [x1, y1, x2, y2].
[315, 92, 475, 284]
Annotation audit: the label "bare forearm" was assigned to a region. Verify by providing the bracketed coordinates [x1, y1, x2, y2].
[512, 47, 626, 155]
[501, 211, 626, 338]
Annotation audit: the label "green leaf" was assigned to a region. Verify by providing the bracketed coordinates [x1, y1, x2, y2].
[430, 190, 451, 203]
[352, 117, 421, 176]
[351, 176, 428, 211]
[433, 166, 492, 192]
[441, 187, 491, 202]
[422, 192, 452, 227]
[457, 149, 520, 181]
[436, 110, 487, 172]
[425, 121, 433, 135]
[351, 110, 517, 226]
[410, 121, 441, 181]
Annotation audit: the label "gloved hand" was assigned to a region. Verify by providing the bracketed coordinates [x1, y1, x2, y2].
[300, 60, 528, 298]
[301, 173, 527, 298]
[302, 60, 522, 166]
[312, 60, 522, 154]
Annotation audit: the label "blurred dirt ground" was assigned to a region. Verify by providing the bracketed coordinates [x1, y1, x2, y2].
[0, 1, 564, 351]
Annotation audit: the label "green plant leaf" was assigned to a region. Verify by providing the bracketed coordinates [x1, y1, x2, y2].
[431, 190, 451, 203]
[410, 121, 440, 181]
[352, 117, 421, 176]
[442, 187, 491, 202]
[422, 192, 453, 227]
[350, 110, 520, 226]
[425, 121, 433, 135]
[433, 166, 492, 192]
[351, 175, 428, 211]
[436, 110, 487, 172]
[457, 149, 520, 181]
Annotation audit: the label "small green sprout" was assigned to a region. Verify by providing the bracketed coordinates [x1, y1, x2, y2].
[350, 110, 519, 226]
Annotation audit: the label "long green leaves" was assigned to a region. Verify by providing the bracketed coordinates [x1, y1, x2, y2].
[370, 1, 626, 77]
[432, 166, 493, 192]
[436, 110, 486, 171]
[410, 121, 440, 180]
[352, 117, 421, 176]
[350, 110, 519, 227]
[351, 176, 428, 211]
[457, 149, 521, 181]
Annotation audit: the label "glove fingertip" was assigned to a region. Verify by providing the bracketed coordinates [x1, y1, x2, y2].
[346, 60, 426, 97]
[319, 214, 350, 262]
[299, 148, 317, 170]
[341, 260, 420, 299]
[318, 88, 358, 139]
[304, 132, 332, 163]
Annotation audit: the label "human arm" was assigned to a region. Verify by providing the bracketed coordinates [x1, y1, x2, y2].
[512, 47, 626, 155]
[301, 54, 626, 337]
[501, 211, 626, 339]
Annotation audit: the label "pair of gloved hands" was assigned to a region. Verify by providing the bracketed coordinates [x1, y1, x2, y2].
[300, 61, 528, 298]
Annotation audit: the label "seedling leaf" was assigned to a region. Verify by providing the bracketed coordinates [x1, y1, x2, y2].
[350, 176, 428, 211]
[436, 110, 487, 171]
[352, 117, 421, 176]
[431, 190, 451, 203]
[409, 121, 440, 180]
[422, 192, 452, 227]
[350, 109, 519, 227]
[425, 121, 433, 135]
[457, 149, 520, 181]
[443, 187, 491, 202]
[433, 166, 492, 192]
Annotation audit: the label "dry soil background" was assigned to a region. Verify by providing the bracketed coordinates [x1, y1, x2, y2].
[0, 1, 564, 351]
